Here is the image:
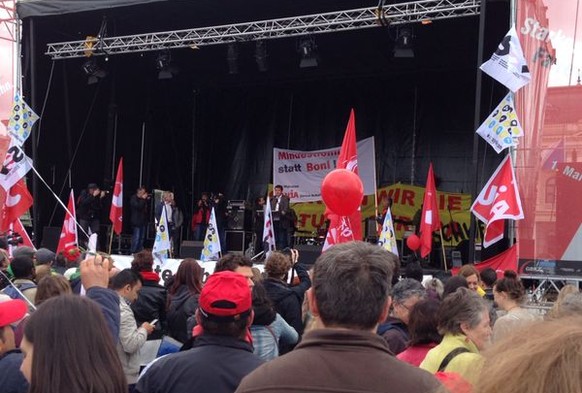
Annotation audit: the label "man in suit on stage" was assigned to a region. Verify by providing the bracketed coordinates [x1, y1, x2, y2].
[270, 185, 290, 250]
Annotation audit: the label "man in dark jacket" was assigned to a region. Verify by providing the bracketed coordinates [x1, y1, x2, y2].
[236, 242, 440, 393]
[262, 251, 311, 336]
[130, 186, 150, 254]
[136, 271, 263, 393]
[77, 183, 106, 248]
[0, 299, 29, 393]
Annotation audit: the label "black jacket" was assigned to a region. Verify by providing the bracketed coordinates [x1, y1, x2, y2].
[136, 334, 264, 393]
[76, 191, 102, 221]
[166, 285, 199, 344]
[131, 279, 167, 340]
[263, 263, 311, 335]
[0, 350, 28, 393]
[130, 194, 149, 227]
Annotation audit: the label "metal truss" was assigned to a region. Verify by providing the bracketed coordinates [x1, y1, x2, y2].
[0, 1, 17, 42]
[46, 0, 480, 59]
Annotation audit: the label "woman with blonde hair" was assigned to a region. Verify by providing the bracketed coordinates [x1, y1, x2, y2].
[546, 284, 579, 319]
[475, 317, 582, 393]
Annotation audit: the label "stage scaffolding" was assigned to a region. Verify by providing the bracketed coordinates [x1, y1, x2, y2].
[45, 0, 480, 59]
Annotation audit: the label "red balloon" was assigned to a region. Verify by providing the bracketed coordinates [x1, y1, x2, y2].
[321, 169, 364, 216]
[406, 234, 421, 251]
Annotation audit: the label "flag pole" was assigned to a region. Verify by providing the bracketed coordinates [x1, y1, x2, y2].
[108, 228, 114, 254]
[438, 227, 448, 272]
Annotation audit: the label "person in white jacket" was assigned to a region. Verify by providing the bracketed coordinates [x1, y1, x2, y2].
[111, 269, 154, 391]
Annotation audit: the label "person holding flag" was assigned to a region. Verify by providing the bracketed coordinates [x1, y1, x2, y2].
[77, 183, 107, 249]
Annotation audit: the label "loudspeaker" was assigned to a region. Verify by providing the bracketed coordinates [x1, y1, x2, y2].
[226, 231, 252, 254]
[180, 240, 204, 259]
[41, 226, 61, 251]
[227, 208, 252, 230]
[294, 244, 323, 265]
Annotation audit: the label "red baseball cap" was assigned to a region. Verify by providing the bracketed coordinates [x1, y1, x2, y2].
[0, 299, 27, 327]
[199, 271, 252, 322]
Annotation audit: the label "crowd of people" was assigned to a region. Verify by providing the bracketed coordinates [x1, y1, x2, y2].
[1, 240, 582, 393]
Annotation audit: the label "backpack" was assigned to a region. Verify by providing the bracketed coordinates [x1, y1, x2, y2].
[2, 282, 36, 300]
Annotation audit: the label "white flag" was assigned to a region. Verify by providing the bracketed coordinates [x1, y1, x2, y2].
[7, 93, 40, 146]
[0, 145, 33, 191]
[153, 205, 171, 261]
[480, 26, 531, 92]
[262, 197, 276, 255]
[378, 206, 399, 257]
[87, 233, 98, 253]
[476, 93, 524, 153]
[201, 207, 222, 261]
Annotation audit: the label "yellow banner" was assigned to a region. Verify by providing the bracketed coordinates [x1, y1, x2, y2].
[291, 183, 477, 246]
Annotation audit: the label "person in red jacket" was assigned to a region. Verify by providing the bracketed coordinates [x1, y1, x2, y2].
[191, 192, 211, 241]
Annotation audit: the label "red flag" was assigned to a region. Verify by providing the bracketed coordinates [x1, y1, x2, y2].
[57, 190, 78, 254]
[323, 109, 363, 251]
[419, 163, 441, 258]
[471, 155, 524, 248]
[109, 158, 123, 235]
[452, 244, 518, 279]
[0, 179, 33, 232]
[11, 219, 35, 249]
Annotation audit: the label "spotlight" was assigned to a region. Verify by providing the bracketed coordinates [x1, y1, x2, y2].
[227, 43, 239, 75]
[155, 51, 178, 80]
[394, 27, 414, 58]
[82, 58, 107, 85]
[297, 37, 318, 68]
[255, 41, 268, 72]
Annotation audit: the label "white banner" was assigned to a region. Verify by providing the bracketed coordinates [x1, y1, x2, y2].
[273, 137, 376, 202]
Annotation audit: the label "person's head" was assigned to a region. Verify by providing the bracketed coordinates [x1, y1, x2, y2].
[162, 191, 173, 203]
[553, 292, 582, 318]
[10, 256, 35, 280]
[475, 317, 582, 393]
[480, 268, 497, 289]
[309, 241, 397, 331]
[136, 186, 147, 198]
[256, 196, 265, 206]
[404, 261, 424, 282]
[110, 269, 143, 303]
[407, 299, 442, 346]
[214, 253, 254, 287]
[251, 281, 276, 326]
[35, 265, 52, 284]
[443, 275, 469, 298]
[457, 265, 481, 292]
[169, 259, 203, 297]
[438, 287, 491, 351]
[0, 299, 27, 355]
[34, 275, 72, 306]
[264, 252, 292, 280]
[274, 185, 283, 197]
[35, 248, 56, 267]
[201, 192, 209, 201]
[131, 250, 154, 273]
[0, 249, 9, 271]
[391, 278, 426, 325]
[493, 270, 525, 310]
[12, 246, 36, 262]
[424, 277, 444, 300]
[196, 271, 253, 338]
[87, 182, 99, 192]
[547, 285, 580, 319]
[20, 295, 127, 392]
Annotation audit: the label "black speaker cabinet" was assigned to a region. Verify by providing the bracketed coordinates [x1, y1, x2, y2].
[227, 208, 252, 230]
[41, 226, 61, 251]
[225, 231, 252, 254]
[180, 240, 204, 259]
[294, 244, 323, 265]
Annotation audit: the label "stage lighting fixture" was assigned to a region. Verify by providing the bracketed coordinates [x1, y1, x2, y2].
[227, 43, 239, 75]
[255, 40, 268, 72]
[82, 58, 107, 85]
[394, 27, 414, 58]
[298, 37, 318, 68]
[156, 51, 176, 80]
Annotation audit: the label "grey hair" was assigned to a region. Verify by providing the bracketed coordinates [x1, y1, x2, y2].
[392, 278, 427, 304]
[438, 287, 488, 335]
[558, 293, 582, 317]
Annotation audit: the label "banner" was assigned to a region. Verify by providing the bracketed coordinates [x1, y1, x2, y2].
[6, 93, 39, 146]
[378, 206, 398, 256]
[0, 178, 33, 231]
[0, 145, 33, 191]
[201, 207, 221, 261]
[476, 93, 524, 153]
[262, 196, 276, 254]
[419, 164, 442, 258]
[56, 190, 78, 254]
[109, 158, 123, 235]
[273, 137, 376, 202]
[291, 183, 475, 247]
